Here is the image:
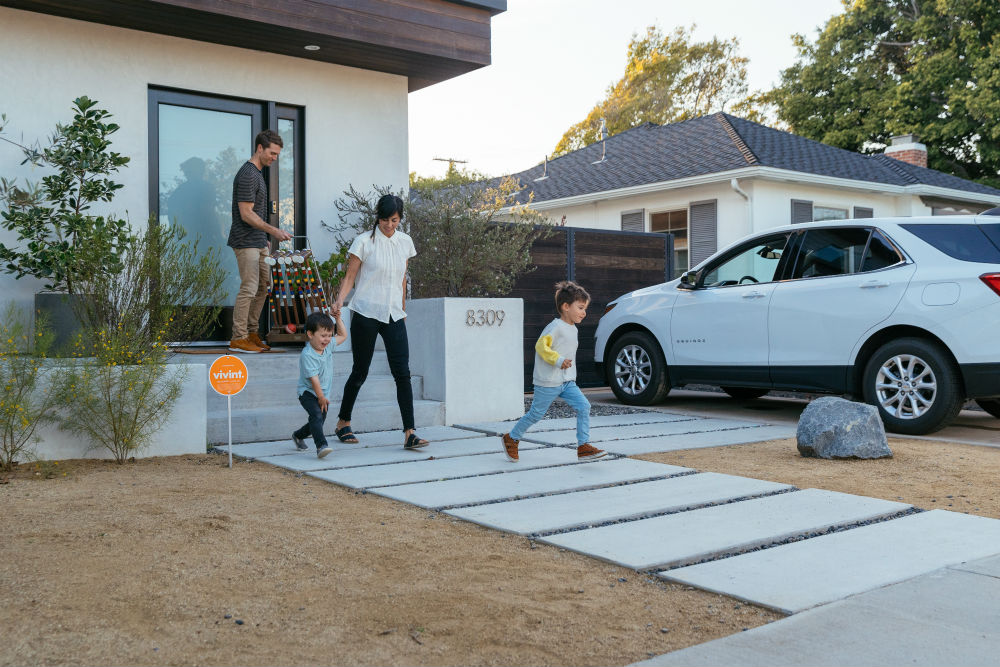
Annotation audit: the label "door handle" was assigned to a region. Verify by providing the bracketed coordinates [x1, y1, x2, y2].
[742, 290, 766, 299]
[860, 280, 889, 289]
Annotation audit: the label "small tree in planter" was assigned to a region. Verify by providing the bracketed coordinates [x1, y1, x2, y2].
[0, 96, 131, 295]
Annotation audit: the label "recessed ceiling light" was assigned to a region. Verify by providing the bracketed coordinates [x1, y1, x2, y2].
[304, 45, 320, 51]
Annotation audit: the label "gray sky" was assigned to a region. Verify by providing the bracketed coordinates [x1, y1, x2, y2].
[408, 0, 845, 178]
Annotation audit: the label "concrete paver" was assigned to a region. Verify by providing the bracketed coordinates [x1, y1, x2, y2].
[372, 459, 686, 510]
[303, 447, 580, 489]
[661, 510, 1000, 614]
[523, 419, 769, 446]
[540, 489, 910, 571]
[953, 552, 1000, 578]
[634, 564, 1000, 666]
[445, 473, 793, 535]
[600, 425, 796, 455]
[255, 437, 544, 472]
[455, 412, 694, 436]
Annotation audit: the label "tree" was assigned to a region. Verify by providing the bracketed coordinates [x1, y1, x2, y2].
[409, 163, 489, 192]
[553, 26, 755, 156]
[768, 0, 1000, 187]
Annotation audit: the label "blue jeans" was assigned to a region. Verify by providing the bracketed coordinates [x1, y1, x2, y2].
[511, 381, 590, 446]
[295, 391, 329, 449]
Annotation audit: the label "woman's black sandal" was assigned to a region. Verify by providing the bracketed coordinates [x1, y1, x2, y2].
[404, 433, 429, 450]
[336, 426, 359, 444]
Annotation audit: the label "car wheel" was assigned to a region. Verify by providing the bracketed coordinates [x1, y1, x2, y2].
[607, 331, 669, 405]
[975, 398, 1000, 419]
[721, 386, 769, 400]
[862, 337, 963, 435]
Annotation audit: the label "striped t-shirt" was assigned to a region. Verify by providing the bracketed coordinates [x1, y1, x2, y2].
[228, 161, 268, 248]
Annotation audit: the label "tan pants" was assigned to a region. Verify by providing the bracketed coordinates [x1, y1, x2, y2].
[232, 246, 271, 340]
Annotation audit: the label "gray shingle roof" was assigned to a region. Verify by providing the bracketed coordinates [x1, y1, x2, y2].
[502, 113, 1000, 204]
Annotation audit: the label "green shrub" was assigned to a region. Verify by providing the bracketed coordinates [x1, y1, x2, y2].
[0, 303, 57, 471]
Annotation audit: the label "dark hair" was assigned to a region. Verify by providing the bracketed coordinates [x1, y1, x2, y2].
[305, 311, 334, 334]
[554, 280, 590, 315]
[254, 129, 283, 151]
[371, 194, 405, 239]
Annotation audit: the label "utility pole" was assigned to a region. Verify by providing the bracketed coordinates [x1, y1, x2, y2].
[432, 157, 468, 172]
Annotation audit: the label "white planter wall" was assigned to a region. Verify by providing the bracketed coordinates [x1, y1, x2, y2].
[28, 363, 207, 461]
[406, 298, 524, 425]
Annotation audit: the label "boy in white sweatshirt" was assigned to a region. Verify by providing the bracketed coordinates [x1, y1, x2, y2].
[501, 281, 606, 462]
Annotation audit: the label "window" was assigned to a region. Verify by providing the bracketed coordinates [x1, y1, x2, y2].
[853, 206, 874, 219]
[651, 209, 687, 278]
[813, 206, 849, 222]
[689, 200, 718, 266]
[861, 230, 903, 272]
[901, 224, 1000, 263]
[791, 199, 813, 224]
[790, 228, 871, 279]
[701, 234, 790, 287]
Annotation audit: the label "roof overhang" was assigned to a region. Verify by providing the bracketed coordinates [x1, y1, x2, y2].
[516, 166, 1000, 211]
[0, 0, 504, 92]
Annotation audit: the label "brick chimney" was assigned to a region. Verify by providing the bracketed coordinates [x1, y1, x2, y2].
[884, 134, 927, 168]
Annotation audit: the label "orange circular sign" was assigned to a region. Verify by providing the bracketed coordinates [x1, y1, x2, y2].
[209, 355, 249, 396]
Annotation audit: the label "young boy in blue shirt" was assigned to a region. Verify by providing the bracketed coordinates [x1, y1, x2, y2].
[293, 311, 348, 458]
[501, 281, 606, 462]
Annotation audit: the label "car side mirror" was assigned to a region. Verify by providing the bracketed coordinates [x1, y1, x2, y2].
[678, 270, 698, 290]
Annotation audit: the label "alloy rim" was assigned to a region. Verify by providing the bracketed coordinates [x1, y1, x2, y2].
[875, 353, 937, 420]
[614, 344, 652, 395]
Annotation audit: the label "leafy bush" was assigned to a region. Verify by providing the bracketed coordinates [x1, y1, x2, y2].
[0, 97, 131, 294]
[59, 328, 184, 464]
[0, 303, 57, 471]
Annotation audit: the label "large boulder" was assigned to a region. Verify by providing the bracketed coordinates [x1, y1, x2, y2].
[797, 397, 892, 459]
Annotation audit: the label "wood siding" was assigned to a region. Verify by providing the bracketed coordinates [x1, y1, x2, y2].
[1, 0, 497, 91]
[505, 228, 673, 390]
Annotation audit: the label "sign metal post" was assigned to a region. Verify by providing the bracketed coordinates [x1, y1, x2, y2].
[208, 355, 249, 468]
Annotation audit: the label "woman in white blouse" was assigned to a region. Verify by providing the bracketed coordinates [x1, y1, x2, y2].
[332, 194, 428, 449]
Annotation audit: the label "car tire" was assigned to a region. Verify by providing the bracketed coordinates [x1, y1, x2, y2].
[721, 386, 769, 400]
[975, 398, 1000, 419]
[607, 331, 670, 405]
[862, 337, 963, 435]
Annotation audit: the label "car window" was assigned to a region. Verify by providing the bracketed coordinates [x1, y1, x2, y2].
[701, 234, 789, 287]
[789, 228, 871, 279]
[980, 223, 1000, 252]
[860, 230, 903, 272]
[901, 223, 1000, 263]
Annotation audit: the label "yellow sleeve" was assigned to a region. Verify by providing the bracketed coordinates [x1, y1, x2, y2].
[535, 334, 561, 366]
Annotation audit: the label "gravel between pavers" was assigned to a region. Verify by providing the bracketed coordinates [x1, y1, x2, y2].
[524, 395, 652, 419]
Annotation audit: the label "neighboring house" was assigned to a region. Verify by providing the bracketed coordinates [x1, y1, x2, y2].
[0, 0, 505, 326]
[500, 113, 1000, 278]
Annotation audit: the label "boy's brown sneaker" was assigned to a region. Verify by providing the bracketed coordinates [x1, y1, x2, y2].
[500, 433, 519, 462]
[577, 443, 607, 461]
[248, 332, 270, 351]
[228, 337, 263, 354]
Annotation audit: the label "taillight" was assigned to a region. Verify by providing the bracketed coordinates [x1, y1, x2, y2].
[980, 273, 1000, 297]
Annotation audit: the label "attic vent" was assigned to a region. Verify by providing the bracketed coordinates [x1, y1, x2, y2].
[620, 209, 645, 232]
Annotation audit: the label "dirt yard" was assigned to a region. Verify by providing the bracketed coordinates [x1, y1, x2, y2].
[1, 455, 777, 667]
[3, 436, 998, 666]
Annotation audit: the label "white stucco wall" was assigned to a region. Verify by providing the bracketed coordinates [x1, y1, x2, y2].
[0, 6, 409, 313]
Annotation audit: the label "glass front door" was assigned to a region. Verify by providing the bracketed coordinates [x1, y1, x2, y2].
[149, 89, 303, 341]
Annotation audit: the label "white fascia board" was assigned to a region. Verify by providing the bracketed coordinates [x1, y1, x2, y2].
[515, 166, 1000, 212]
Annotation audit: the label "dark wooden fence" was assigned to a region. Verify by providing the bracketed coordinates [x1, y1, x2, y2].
[506, 227, 674, 390]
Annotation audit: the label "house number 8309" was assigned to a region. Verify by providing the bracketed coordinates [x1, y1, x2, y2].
[466, 309, 505, 327]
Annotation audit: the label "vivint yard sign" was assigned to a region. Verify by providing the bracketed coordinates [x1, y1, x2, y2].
[210, 355, 248, 467]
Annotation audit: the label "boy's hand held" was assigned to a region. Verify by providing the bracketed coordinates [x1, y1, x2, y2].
[561, 359, 573, 370]
[318, 396, 330, 413]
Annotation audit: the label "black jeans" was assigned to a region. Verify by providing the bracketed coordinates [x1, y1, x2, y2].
[338, 312, 414, 431]
[294, 391, 329, 449]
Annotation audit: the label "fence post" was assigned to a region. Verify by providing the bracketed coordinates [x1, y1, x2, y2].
[567, 228, 575, 282]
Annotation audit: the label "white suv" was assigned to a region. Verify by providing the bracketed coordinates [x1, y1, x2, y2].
[594, 214, 1000, 434]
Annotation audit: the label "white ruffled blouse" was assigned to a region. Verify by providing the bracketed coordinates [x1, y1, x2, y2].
[346, 226, 417, 323]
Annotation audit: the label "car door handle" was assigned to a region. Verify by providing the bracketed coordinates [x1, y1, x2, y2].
[860, 280, 890, 289]
[742, 290, 767, 299]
